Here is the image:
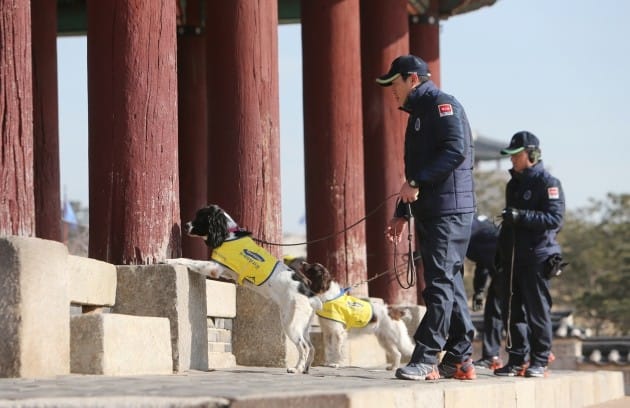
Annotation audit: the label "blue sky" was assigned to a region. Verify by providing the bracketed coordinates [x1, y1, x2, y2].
[58, 0, 630, 233]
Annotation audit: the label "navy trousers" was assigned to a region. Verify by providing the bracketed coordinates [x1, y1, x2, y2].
[501, 261, 553, 367]
[481, 273, 504, 359]
[410, 213, 476, 365]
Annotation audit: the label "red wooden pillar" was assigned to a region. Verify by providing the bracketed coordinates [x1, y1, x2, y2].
[409, 0, 441, 87]
[0, 0, 34, 236]
[177, 1, 208, 259]
[87, 0, 180, 264]
[205, 0, 282, 256]
[360, 0, 417, 305]
[31, 0, 62, 242]
[302, 0, 367, 295]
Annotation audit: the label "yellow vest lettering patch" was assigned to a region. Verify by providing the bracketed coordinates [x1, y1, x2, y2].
[317, 293, 373, 329]
[211, 237, 278, 286]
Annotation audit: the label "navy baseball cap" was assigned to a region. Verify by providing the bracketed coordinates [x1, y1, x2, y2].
[501, 131, 540, 155]
[376, 55, 430, 87]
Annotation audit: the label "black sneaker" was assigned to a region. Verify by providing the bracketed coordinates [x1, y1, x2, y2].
[494, 362, 528, 377]
[525, 365, 548, 378]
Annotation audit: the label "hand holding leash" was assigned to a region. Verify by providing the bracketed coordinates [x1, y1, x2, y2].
[399, 181, 419, 203]
[501, 207, 522, 226]
[385, 217, 407, 244]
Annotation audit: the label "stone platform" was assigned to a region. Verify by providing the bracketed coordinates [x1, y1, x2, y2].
[0, 366, 625, 408]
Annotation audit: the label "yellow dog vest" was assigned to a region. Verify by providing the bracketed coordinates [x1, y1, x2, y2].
[211, 236, 278, 286]
[317, 292, 373, 329]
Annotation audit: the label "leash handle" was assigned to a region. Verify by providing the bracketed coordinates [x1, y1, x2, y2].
[393, 203, 416, 289]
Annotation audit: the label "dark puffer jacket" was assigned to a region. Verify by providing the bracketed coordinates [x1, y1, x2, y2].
[498, 161, 565, 265]
[395, 80, 475, 220]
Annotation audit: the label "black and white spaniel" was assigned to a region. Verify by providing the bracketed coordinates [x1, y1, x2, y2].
[300, 261, 414, 370]
[167, 204, 321, 374]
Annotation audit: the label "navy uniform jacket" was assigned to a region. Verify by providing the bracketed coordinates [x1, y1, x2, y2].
[498, 161, 565, 265]
[395, 80, 475, 220]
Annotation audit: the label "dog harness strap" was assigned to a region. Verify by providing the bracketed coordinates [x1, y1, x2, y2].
[210, 237, 277, 286]
[317, 294, 373, 329]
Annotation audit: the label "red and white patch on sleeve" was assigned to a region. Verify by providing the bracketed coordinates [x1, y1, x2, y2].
[548, 187, 560, 200]
[438, 104, 453, 117]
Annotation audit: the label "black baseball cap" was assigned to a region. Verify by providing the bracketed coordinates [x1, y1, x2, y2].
[501, 131, 540, 155]
[376, 55, 430, 87]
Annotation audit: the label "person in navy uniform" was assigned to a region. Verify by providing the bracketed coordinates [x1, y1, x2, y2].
[379, 55, 477, 381]
[494, 131, 565, 378]
[467, 215, 504, 370]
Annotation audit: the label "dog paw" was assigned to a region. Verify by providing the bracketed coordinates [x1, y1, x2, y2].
[286, 367, 297, 374]
[325, 363, 340, 369]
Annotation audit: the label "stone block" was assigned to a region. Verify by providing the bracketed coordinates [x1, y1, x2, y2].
[233, 287, 297, 367]
[348, 386, 443, 408]
[0, 236, 69, 378]
[207, 328, 231, 343]
[68, 255, 116, 306]
[207, 351, 236, 369]
[445, 383, 517, 408]
[206, 279, 236, 318]
[112, 264, 208, 372]
[592, 370, 625, 404]
[310, 328, 387, 368]
[550, 338, 581, 370]
[70, 313, 172, 375]
[567, 371, 597, 407]
[532, 375, 571, 407]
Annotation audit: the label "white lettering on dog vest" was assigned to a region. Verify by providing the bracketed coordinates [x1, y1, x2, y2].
[317, 293, 373, 329]
[211, 237, 277, 285]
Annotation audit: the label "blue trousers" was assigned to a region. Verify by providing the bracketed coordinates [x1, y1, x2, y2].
[501, 261, 553, 367]
[410, 213, 476, 365]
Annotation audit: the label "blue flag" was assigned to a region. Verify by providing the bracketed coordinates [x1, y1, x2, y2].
[62, 201, 78, 227]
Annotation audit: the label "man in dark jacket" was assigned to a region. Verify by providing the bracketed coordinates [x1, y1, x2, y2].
[379, 55, 477, 381]
[467, 215, 504, 370]
[494, 131, 565, 378]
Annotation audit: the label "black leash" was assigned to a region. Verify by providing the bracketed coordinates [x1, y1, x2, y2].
[343, 254, 422, 291]
[252, 193, 399, 247]
[505, 226, 516, 350]
[253, 195, 418, 290]
[392, 203, 416, 289]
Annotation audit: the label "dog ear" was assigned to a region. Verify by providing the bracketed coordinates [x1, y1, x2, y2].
[304, 263, 332, 294]
[206, 206, 229, 248]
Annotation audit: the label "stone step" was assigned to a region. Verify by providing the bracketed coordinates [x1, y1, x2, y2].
[208, 342, 232, 353]
[0, 367, 623, 407]
[70, 313, 173, 375]
[206, 280, 236, 318]
[113, 264, 209, 372]
[207, 352, 237, 369]
[68, 254, 116, 307]
[310, 329, 388, 368]
[208, 328, 232, 343]
[0, 236, 70, 378]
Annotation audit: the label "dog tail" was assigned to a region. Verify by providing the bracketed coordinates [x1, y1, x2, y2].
[385, 306, 415, 358]
[398, 321, 415, 358]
